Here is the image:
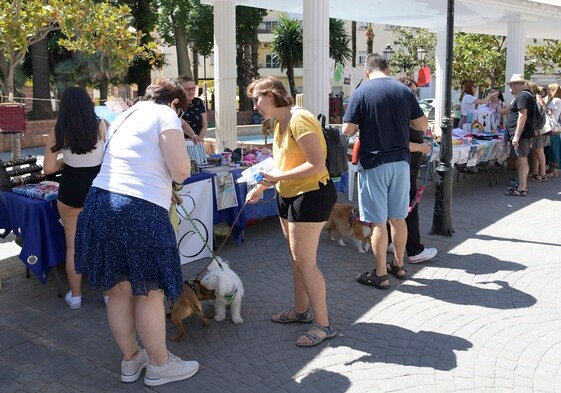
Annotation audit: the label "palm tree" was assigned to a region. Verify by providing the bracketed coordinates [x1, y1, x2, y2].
[329, 19, 352, 64]
[351, 21, 357, 67]
[366, 23, 375, 54]
[271, 15, 303, 98]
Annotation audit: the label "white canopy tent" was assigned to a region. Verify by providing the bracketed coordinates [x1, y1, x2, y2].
[203, 0, 561, 150]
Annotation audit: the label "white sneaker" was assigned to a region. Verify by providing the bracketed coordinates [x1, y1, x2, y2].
[64, 291, 81, 309]
[408, 248, 437, 264]
[387, 243, 395, 253]
[121, 348, 149, 383]
[144, 352, 199, 387]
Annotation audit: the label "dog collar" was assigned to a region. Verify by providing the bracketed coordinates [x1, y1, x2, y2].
[349, 210, 372, 228]
[224, 288, 237, 305]
[186, 280, 198, 294]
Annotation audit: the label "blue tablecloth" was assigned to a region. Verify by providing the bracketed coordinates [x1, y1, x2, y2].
[0, 191, 66, 284]
[186, 169, 278, 245]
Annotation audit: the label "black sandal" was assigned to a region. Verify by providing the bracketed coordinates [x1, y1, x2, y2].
[505, 188, 528, 196]
[386, 261, 407, 280]
[356, 271, 389, 290]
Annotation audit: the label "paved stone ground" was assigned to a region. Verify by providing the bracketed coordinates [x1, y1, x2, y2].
[1, 150, 561, 392]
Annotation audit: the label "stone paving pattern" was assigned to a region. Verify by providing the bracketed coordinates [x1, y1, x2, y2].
[1, 149, 560, 392]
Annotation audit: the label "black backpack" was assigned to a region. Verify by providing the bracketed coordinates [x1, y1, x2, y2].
[289, 109, 349, 180]
[522, 91, 546, 134]
[317, 114, 349, 179]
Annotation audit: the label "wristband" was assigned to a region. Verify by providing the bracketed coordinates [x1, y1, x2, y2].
[172, 180, 184, 191]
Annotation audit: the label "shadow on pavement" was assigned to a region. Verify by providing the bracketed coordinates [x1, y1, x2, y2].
[338, 322, 472, 371]
[397, 277, 536, 309]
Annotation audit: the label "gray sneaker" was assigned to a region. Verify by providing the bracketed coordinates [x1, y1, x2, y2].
[144, 352, 199, 387]
[121, 348, 149, 383]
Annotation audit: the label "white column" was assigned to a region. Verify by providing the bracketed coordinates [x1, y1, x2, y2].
[303, 0, 329, 120]
[213, 0, 237, 152]
[504, 17, 527, 103]
[433, 29, 447, 135]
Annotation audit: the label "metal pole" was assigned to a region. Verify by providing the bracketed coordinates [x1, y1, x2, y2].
[430, 0, 455, 236]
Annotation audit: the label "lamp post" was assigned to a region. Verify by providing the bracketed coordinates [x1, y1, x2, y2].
[383, 44, 426, 74]
[383, 44, 394, 62]
[417, 47, 426, 65]
[430, 0, 455, 237]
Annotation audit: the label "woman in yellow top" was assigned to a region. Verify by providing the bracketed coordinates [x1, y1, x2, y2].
[246, 76, 337, 347]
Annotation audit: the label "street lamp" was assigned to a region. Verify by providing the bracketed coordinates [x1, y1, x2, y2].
[417, 47, 426, 64]
[430, 0, 455, 237]
[383, 44, 394, 62]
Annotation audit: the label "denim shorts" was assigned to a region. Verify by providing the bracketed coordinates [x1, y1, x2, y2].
[358, 161, 410, 224]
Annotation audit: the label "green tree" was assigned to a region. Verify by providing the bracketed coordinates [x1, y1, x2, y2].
[329, 18, 352, 64]
[236, 6, 266, 111]
[452, 32, 506, 91]
[390, 26, 436, 76]
[0, 0, 149, 156]
[122, 0, 158, 97]
[0, 1, 149, 100]
[526, 39, 561, 78]
[271, 15, 303, 98]
[157, 0, 213, 80]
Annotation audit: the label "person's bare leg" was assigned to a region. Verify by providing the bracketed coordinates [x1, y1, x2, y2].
[531, 149, 539, 176]
[288, 221, 329, 327]
[107, 281, 139, 359]
[57, 201, 82, 297]
[388, 218, 407, 269]
[517, 156, 529, 190]
[536, 148, 547, 177]
[370, 222, 389, 286]
[275, 217, 310, 316]
[135, 289, 168, 366]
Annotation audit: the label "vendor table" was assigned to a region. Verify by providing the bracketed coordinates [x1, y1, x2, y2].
[187, 169, 279, 245]
[0, 190, 65, 293]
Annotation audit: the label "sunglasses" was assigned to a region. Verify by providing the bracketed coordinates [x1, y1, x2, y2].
[252, 93, 266, 106]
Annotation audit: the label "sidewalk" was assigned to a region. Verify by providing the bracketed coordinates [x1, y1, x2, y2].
[1, 152, 560, 392]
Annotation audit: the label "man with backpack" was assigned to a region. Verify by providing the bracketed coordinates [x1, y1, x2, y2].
[342, 53, 428, 290]
[505, 74, 537, 197]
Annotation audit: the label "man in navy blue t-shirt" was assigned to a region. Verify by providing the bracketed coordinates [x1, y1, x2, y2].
[343, 53, 427, 290]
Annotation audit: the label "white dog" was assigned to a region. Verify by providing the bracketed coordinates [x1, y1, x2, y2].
[200, 256, 244, 324]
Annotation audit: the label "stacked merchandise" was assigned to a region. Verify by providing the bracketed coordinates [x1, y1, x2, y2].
[12, 181, 59, 201]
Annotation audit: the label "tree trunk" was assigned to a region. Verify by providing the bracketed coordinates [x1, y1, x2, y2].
[366, 23, 375, 54]
[287, 65, 296, 98]
[29, 37, 55, 120]
[99, 77, 109, 105]
[192, 48, 199, 83]
[351, 21, 357, 68]
[137, 59, 152, 97]
[175, 25, 192, 78]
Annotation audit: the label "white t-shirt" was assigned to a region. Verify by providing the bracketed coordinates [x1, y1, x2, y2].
[461, 94, 477, 116]
[547, 97, 561, 122]
[92, 101, 183, 210]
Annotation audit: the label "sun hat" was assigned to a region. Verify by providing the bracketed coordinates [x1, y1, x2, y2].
[506, 73, 529, 85]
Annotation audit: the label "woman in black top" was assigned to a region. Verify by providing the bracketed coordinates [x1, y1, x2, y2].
[177, 75, 207, 145]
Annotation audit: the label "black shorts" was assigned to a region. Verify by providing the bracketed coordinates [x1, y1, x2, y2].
[57, 164, 101, 208]
[277, 180, 337, 222]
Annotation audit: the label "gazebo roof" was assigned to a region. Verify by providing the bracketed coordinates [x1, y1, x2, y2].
[204, 0, 561, 39]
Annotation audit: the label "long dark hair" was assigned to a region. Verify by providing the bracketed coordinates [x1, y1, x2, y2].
[51, 87, 99, 154]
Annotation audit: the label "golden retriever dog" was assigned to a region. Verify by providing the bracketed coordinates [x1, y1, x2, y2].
[325, 203, 372, 253]
[168, 280, 216, 342]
